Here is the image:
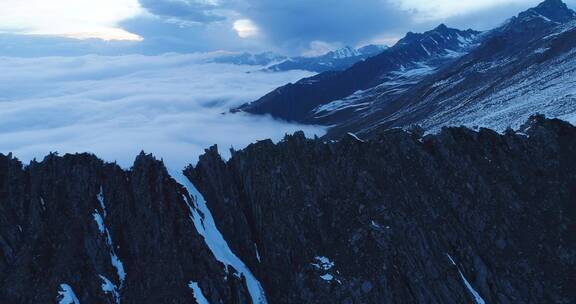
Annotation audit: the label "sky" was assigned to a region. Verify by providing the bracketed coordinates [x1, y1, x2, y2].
[0, 0, 575, 55]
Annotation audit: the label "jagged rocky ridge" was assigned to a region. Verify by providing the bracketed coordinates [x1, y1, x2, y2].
[188, 116, 576, 303]
[0, 153, 254, 303]
[0, 116, 574, 303]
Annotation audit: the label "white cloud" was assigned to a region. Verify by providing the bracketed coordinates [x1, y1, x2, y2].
[0, 54, 323, 169]
[233, 19, 260, 38]
[0, 0, 144, 40]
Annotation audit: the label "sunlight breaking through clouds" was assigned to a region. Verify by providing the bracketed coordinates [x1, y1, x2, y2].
[233, 19, 260, 38]
[0, 0, 144, 40]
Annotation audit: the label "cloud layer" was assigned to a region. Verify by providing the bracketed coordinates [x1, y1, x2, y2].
[0, 54, 323, 169]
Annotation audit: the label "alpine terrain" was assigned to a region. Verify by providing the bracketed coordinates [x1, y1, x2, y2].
[237, 0, 576, 139]
[0, 116, 574, 303]
[0, 0, 575, 304]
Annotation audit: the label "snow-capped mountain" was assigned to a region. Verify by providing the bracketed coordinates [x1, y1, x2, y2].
[328, 0, 576, 138]
[237, 0, 576, 140]
[266, 44, 389, 73]
[199, 45, 387, 73]
[236, 24, 480, 122]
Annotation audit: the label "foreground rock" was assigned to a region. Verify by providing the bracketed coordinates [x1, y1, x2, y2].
[189, 116, 576, 303]
[0, 116, 574, 303]
[0, 152, 251, 303]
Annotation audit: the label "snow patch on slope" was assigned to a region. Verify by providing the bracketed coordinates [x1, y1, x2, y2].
[111, 254, 126, 286]
[447, 254, 486, 304]
[320, 274, 334, 281]
[313, 90, 368, 114]
[100, 275, 121, 303]
[172, 170, 268, 304]
[312, 256, 341, 284]
[57, 284, 80, 304]
[312, 256, 335, 271]
[189, 281, 210, 304]
[93, 213, 105, 234]
[312, 62, 438, 120]
[418, 45, 576, 133]
[93, 187, 125, 303]
[254, 243, 262, 263]
[391, 62, 435, 78]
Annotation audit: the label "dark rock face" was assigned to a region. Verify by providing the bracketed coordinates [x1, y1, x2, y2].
[0, 117, 575, 303]
[189, 117, 576, 304]
[525, 0, 576, 23]
[0, 152, 251, 303]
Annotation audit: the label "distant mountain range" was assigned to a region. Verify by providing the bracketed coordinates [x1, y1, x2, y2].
[206, 44, 389, 73]
[265, 44, 389, 73]
[236, 0, 576, 139]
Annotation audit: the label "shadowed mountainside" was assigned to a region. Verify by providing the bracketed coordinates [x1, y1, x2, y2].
[0, 116, 574, 303]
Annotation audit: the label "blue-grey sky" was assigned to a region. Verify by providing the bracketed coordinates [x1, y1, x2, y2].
[0, 0, 575, 56]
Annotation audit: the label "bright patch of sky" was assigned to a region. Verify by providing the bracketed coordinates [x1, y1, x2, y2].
[0, 0, 144, 40]
[233, 19, 260, 38]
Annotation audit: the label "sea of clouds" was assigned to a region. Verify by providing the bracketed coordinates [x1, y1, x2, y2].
[0, 53, 323, 169]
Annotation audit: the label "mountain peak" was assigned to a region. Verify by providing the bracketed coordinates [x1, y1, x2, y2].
[327, 46, 360, 59]
[537, 0, 568, 9]
[434, 23, 449, 31]
[522, 0, 576, 23]
[397, 25, 477, 46]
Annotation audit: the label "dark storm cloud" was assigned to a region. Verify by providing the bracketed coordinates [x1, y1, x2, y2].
[128, 0, 576, 54]
[232, 0, 413, 49]
[125, 0, 416, 53]
[138, 0, 226, 23]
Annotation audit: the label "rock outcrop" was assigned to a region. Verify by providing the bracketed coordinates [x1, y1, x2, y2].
[0, 152, 251, 303]
[0, 116, 574, 303]
[189, 116, 576, 303]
